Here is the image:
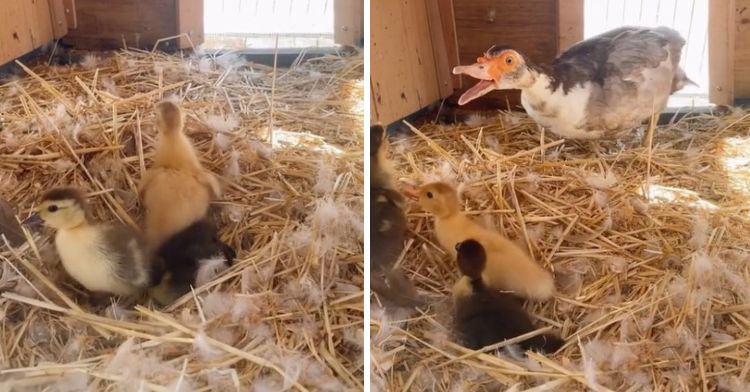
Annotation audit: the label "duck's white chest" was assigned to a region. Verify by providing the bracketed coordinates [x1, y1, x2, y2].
[55, 228, 128, 294]
[521, 81, 594, 139]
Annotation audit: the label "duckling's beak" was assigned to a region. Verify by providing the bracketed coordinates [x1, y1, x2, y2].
[22, 213, 44, 229]
[402, 185, 419, 201]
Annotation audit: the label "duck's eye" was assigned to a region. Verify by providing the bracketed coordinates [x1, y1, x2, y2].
[47, 205, 58, 213]
[426, 192, 433, 199]
[505, 57, 513, 65]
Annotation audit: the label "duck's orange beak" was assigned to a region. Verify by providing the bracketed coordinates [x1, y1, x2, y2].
[453, 57, 502, 105]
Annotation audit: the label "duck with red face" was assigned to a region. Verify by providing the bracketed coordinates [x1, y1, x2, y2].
[453, 27, 693, 140]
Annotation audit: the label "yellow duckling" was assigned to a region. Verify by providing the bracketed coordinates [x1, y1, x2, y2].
[27, 187, 156, 296]
[406, 182, 555, 300]
[139, 101, 221, 248]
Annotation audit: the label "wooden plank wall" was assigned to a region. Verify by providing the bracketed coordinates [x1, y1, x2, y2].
[370, 0, 453, 125]
[450, 0, 559, 111]
[63, 0, 180, 50]
[0, 0, 63, 67]
[734, 0, 750, 99]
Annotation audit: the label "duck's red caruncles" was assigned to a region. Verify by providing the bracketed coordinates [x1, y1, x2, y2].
[453, 26, 693, 139]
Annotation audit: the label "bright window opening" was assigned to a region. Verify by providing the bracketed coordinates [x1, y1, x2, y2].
[584, 0, 709, 109]
[204, 0, 335, 50]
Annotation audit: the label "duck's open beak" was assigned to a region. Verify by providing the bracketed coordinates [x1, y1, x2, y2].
[22, 213, 43, 229]
[453, 60, 500, 105]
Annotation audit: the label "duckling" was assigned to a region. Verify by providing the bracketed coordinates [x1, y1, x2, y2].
[139, 101, 221, 247]
[149, 219, 236, 306]
[370, 125, 425, 308]
[407, 182, 554, 300]
[453, 239, 563, 353]
[29, 187, 156, 296]
[452, 26, 692, 139]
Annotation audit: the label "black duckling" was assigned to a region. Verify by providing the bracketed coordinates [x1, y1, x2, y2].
[149, 219, 236, 306]
[453, 239, 563, 353]
[370, 125, 425, 308]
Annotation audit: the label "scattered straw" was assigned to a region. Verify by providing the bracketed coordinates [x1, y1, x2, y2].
[0, 47, 363, 390]
[372, 109, 750, 391]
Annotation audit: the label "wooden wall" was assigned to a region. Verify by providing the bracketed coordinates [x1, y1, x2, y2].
[0, 0, 68, 66]
[450, 0, 559, 111]
[734, 0, 750, 99]
[370, 0, 456, 125]
[63, 0, 203, 50]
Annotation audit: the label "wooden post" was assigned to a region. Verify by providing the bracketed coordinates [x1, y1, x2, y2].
[557, 0, 583, 54]
[334, 0, 364, 46]
[708, 0, 735, 105]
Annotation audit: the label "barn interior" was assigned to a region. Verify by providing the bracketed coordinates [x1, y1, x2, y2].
[371, 1, 750, 391]
[0, 1, 364, 390]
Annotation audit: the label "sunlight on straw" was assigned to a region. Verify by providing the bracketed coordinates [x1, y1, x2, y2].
[639, 184, 718, 210]
[718, 136, 750, 195]
[272, 129, 344, 154]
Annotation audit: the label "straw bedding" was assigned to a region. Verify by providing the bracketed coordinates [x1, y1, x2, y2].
[372, 110, 750, 391]
[0, 47, 363, 391]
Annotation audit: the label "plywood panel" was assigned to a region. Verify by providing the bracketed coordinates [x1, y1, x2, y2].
[371, 0, 449, 125]
[734, 0, 750, 99]
[334, 0, 364, 46]
[452, 0, 558, 109]
[176, 0, 203, 48]
[25, 0, 55, 47]
[64, 0, 178, 50]
[0, 0, 58, 66]
[0, 1, 34, 63]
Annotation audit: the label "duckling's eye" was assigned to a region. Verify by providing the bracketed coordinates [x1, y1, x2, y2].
[505, 57, 513, 65]
[426, 192, 433, 199]
[47, 205, 58, 213]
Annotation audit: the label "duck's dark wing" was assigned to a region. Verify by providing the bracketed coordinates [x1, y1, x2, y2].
[550, 27, 684, 92]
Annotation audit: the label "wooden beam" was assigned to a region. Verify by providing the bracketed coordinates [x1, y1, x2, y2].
[557, 0, 583, 54]
[734, 0, 750, 99]
[708, 0, 735, 105]
[62, 0, 76, 29]
[425, 0, 453, 97]
[334, 0, 364, 46]
[48, 0, 69, 39]
[436, 0, 461, 89]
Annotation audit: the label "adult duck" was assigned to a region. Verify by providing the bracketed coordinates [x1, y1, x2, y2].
[453, 26, 693, 139]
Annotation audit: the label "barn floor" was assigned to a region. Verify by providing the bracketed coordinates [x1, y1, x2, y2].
[0, 49, 363, 390]
[371, 110, 750, 391]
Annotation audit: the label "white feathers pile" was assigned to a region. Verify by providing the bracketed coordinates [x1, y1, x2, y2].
[206, 114, 239, 151]
[290, 196, 363, 257]
[584, 171, 618, 190]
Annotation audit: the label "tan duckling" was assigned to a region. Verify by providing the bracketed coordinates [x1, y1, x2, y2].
[453, 239, 563, 353]
[370, 125, 425, 308]
[139, 101, 221, 247]
[406, 182, 554, 300]
[27, 187, 157, 296]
